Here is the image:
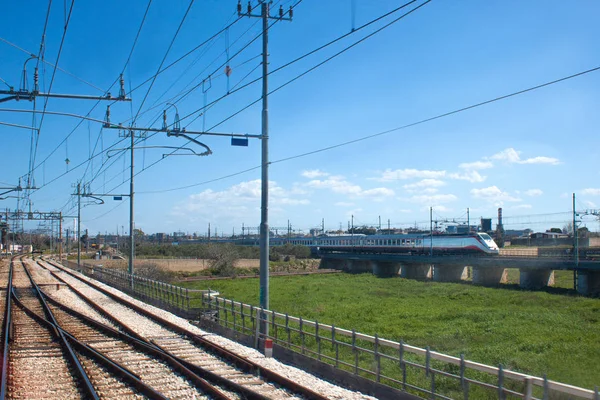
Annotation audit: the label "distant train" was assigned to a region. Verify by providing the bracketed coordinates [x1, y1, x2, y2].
[237, 232, 500, 255]
[313, 233, 500, 255]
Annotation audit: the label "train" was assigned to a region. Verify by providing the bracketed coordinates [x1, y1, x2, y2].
[236, 232, 500, 255]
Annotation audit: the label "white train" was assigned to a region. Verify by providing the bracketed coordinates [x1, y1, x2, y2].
[314, 233, 500, 255]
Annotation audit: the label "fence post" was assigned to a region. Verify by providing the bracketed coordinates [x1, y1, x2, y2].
[232, 300, 236, 331]
[241, 302, 245, 333]
[461, 353, 469, 400]
[352, 329, 358, 375]
[285, 313, 290, 347]
[299, 317, 305, 355]
[498, 364, 505, 400]
[400, 340, 406, 391]
[375, 334, 380, 383]
[316, 320, 321, 361]
[186, 288, 190, 311]
[426, 346, 431, 377]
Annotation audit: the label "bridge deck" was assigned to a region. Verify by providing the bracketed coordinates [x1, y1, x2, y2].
[320, 252, 600, 271]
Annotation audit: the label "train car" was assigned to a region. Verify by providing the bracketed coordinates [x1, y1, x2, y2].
[316, 233, 499, 255]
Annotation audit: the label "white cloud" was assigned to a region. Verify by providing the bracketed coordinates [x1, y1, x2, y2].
[449, 170, 486, 183]
[524, 189, 543, 197]
[406, 194, 458, 204]
[403, 179, 446, 190]
[519, 156, 561, 165]
[489, 148, 560, 165]
[306, 175, 394, 199]
[459, 161, 494, 170]
[334, 202, 354, 207]
[512, 204, 533, 210]
[361, 188, 395, 199]
[490, 148, 521, 163]
[582, 188, 600, 196]
[584, 200, 597, 208]
[471, 186, 521, 205]
[301, 169, 329, 178]
[172, 180, 308, 222]
[372, 168, 446, 182]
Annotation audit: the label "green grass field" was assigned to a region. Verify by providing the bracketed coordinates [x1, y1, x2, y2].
[180, 271, 600, 391]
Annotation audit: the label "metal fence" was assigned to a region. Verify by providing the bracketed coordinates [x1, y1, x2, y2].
[201, 293, 599, 400]
[60, 260, 598, 400]
[69, 262, 206, 317]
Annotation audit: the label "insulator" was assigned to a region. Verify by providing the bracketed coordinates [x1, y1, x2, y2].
[33, 67, 39, 92]
[247, 2, 251, 15]
[289, 6, 293, 19]
[279, 5, 283, 17]
[237, 0, 242, 14]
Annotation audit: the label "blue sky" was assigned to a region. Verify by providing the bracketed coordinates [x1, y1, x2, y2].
[1, 0, 599, 237]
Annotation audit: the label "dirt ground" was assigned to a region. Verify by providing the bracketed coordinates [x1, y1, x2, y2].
[81, 258, 260, 272]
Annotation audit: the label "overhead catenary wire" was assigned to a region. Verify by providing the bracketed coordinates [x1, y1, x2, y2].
[139, 64, 600, 194]
[130, 0, 195, 126]
[29, 0, 76, 188]
[126, 0, 427, 178]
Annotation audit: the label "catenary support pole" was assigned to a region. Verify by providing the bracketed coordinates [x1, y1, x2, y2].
[259, 0, 270, 337]
[77, 182, 81, 270]
[573, 193, 578, 290]
[129, 129, 135, 287]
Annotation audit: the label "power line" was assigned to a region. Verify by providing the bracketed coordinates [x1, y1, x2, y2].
[29, 0, 76, 186]
[128, 0, 425, 177]
[130, 0, 195, 125]
[139, 64, 600, 194]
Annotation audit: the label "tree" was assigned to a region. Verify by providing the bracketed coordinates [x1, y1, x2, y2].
[578, 226, 590, 238]
[548, 228, 563, 234]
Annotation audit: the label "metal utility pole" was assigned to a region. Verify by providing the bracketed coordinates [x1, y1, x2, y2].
[66, 228, 70, 258]
[77, 182, 81, 269]
[430, 207, 433, 256]
[467, 208, 470, 233]
[58, 213, 62, 261]
[238, 0, 293, 339]
[573, 193, 578, 289]
[129, 129, 135, 284]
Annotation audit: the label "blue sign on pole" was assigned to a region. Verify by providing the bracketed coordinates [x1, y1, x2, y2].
[113, 196, 123, 201]
[231, 137, 249, 147]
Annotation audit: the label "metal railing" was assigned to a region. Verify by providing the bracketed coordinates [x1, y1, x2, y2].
[55, 259, 598, 399]
[201, 293, 599, 400]
[64, 261, 207, 317]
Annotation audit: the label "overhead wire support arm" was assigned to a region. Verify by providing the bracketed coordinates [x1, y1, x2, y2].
[103, 105, 260, 139]
[0, 74, 131, 102]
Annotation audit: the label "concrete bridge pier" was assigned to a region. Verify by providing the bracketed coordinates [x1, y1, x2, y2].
[347, 259, 372, 274]
[577, 270, 600, 296]
[319, 258, 346, 270]
[433, 264, 468, 283]
[472, 267, 508, 286]
[400, 263, 432, 280]
[519, 269, 555, 290]
[371, 261, 400, 278]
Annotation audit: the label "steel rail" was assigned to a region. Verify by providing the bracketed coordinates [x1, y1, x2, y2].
[10, 290, 167, 400]
[0, 256, 15, 399]
[19, 261, 100, 400]
[19, 261, 168, 400]
[34, 260, 267, 400]
[42, 258, 330, 400]
[39, 287, 240, 400]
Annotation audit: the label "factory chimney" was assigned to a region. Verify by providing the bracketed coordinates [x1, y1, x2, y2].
[495, 207, 505, 248]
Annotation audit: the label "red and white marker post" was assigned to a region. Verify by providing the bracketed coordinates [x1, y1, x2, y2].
[264, 338, 273, 358]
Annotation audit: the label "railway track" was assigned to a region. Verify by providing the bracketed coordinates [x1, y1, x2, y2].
[2, 257, 251, 399]
[34, 258, 325, 400]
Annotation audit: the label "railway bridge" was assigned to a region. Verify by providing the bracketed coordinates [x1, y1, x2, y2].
[319, 251, 600, 296]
